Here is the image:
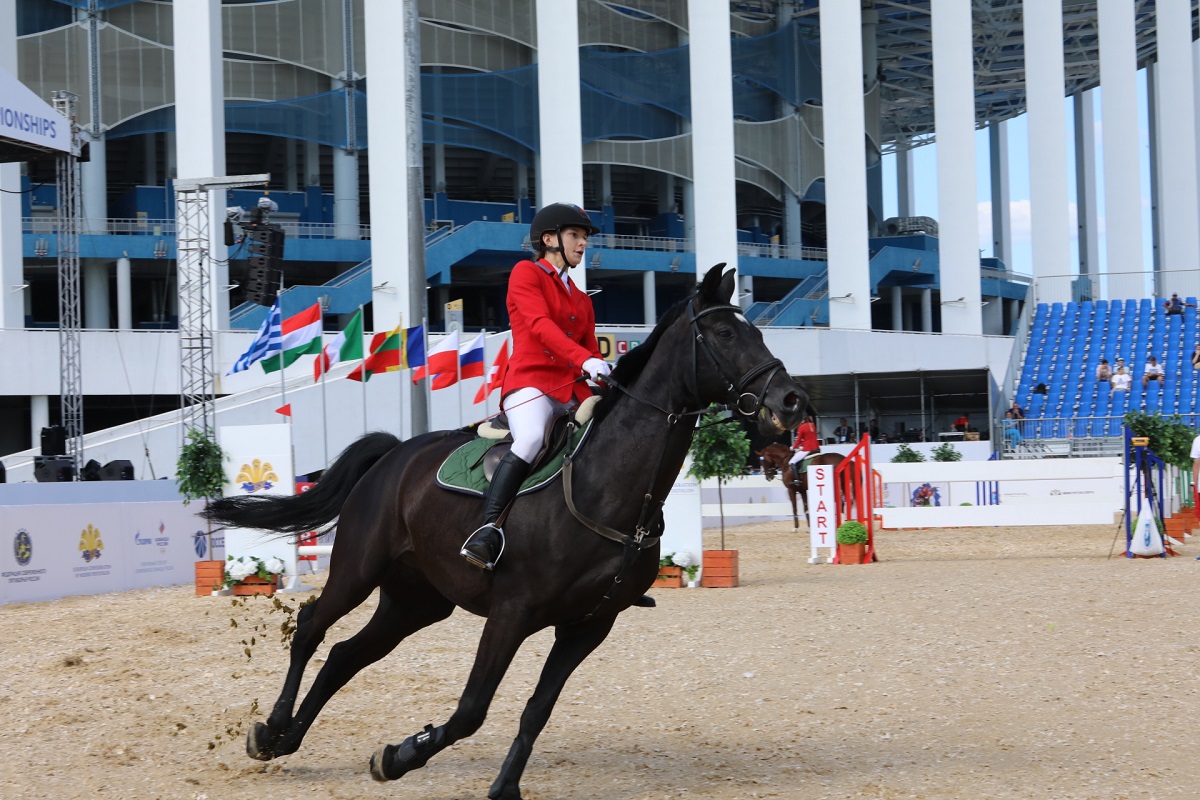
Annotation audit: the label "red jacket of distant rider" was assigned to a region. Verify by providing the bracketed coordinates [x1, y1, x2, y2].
[793, 420, 819, 452]
[502, 259, 603, 405]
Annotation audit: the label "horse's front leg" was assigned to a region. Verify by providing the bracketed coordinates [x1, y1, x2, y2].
[370, 613, 529, 783]
[489, 616, 617, 800]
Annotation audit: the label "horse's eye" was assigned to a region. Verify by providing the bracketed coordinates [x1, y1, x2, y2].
[716, 326, 734, 341]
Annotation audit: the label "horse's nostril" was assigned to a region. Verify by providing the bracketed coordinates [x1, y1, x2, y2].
[784, 392, 802, 413]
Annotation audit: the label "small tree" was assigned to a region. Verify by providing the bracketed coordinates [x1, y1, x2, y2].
[688, 407, 751, 549]
[1123, 410, 1194, 469]
[930, 442, 963, 462]
[176, 428, 229, 557]
[891, 443, 926, 463]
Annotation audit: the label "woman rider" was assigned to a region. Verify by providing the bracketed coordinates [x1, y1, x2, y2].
[460, 203, 611, 571]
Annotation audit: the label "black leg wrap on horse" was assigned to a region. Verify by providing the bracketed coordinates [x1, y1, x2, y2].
[370, 723, 444, 782]
[461, 451, 531, 571]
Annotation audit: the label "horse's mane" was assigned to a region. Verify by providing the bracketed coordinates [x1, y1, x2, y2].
[591, 291, 694, 423]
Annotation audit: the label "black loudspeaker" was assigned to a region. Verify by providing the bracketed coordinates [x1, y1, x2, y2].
[40, 425, 66, 456]
[243, 224, 285, 306]
[80, 459, 103, 481]
[34, 455, 75, 483]
[0, 459, 6, 483]
[101, 460, 134, 481]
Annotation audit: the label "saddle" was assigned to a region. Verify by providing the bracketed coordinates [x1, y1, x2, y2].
[436, 395, 600, 496]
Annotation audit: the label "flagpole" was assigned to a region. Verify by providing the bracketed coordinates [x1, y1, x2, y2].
[456, 330, 466, 429]
[423, 318, 432, 432]
[361, 313, 369, 436]
[318, 298, 330, 466]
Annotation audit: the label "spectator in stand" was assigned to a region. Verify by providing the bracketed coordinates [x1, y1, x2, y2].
[1163, 293, 1195, 315]
[1002, 410, 1022, 449]
[1192, 344, 1200, 370]
[865, 418, 883, 442]
[1096, 358, 1111, 383]
[1143, 355, 1164, 389]
[1111, 365, 1131, 392]
[1009, 400, 1025, 420]
[832, 417, 854, 443]
[953, 414, 969, 433]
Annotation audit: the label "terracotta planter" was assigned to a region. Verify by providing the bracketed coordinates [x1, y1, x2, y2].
[837, 542, 867, 564]
[194, 560, 225, 596]
[701, 550, 739, 588]
[653, 565, 683, 588]
[232, 574, 279, 596]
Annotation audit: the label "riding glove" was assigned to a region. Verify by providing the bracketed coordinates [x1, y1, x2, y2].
[582, 358, 611, 381]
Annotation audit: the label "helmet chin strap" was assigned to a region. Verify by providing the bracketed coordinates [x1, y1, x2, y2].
[543, 228, 572, 276]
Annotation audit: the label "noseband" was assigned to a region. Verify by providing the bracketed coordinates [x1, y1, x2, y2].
[689, 300, 786, 416]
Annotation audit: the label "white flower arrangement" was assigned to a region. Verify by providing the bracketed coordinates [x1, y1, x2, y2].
[673, 549, 700, 582]
[224, 554, 286, 588]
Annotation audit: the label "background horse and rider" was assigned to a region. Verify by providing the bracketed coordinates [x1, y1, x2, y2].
[202, 266, 805, 800]
[755, 441, 845, 531]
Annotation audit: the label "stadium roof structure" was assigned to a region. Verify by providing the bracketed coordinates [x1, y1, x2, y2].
[785, 0, 1180, 152]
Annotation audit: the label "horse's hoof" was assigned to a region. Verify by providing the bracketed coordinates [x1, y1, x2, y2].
[246, 721, 275, 761]
[370, 723, 444, 781]
[370, 743, 398, 781]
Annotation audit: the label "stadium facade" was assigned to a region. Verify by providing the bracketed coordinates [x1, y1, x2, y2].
[0, 0, 1197, 480]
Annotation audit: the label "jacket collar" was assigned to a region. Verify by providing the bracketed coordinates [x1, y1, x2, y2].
[536, 258, 573, 295]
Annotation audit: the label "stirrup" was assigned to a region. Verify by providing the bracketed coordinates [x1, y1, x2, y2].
[460, 523, 505, 571]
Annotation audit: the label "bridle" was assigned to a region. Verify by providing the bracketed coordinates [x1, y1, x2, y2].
[562, 297, 794, 623]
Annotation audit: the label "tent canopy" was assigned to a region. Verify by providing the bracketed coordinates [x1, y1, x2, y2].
[0, 65, 72, 163]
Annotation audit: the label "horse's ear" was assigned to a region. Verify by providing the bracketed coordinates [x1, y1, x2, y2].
[698, 263, 734, 305]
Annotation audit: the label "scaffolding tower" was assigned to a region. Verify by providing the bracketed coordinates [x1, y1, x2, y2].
[175, 174, 269, 445]
[52, 90, 83, 473]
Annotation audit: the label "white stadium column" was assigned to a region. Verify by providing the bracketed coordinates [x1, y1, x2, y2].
[931, 0, 981, 335]
[172, 0, 229, 331]
[819, 0, 871, 330]
[1073, 91, 1099, 282]
[535, 0, 587, 288]
[643, 269, 656, 324]
[1154, 1, 1200, 295]
[116, 256, 132, 330]
[1098, 0, 1144, 298]
[332, 78, 361, 241]
[364, 0, 414, 329]
[1024, 0, 1071, 294]
[687, 0, 739, 283]
[896, 137, 915, 218]
[0, 1, 23, 329]
[80, 131, 106, 234]
[989, 121, 1012, 268]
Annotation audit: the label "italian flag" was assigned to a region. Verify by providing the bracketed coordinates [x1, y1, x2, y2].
[261, 303, 323, 373]
[313, 308, 365, 381]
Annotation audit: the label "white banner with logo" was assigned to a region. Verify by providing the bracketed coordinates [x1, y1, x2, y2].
[0, 65, 70, 154]
[219, 424, 298, 582]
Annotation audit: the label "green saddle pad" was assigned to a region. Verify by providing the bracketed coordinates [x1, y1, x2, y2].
[796, 452, 820, 475]
[436, 419, 594, 497]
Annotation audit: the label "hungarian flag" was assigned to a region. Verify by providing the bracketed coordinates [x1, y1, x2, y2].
[313, 308, 364, 381]
[417, 330, 460, 389]
[348, 326, 403, 382]
[261, 303, 323, 373]
[473, 338, 509, 404]
[458, 332, 486, 380]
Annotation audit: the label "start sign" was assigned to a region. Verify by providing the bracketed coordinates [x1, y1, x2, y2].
[806, 464, 836, 562]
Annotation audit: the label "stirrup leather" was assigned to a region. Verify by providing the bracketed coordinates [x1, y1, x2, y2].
[460, 523, 506, 571]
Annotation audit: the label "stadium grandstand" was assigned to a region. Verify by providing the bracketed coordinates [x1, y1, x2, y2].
[1, 0, 1198, 483]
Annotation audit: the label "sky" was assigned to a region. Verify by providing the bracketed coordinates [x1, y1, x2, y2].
[878, 69, 1156, 289]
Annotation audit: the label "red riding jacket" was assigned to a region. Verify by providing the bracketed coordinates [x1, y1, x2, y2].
[502, 259, 603, 405]
[793, 420, 819, 452]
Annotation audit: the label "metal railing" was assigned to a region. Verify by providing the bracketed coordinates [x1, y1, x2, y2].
[22, 217, 372, 240]
[998, 415, 1135, 459]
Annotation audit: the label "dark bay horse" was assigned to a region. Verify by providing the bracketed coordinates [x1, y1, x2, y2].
[202, 265, 805, 800]
[756, 442, 845, 531]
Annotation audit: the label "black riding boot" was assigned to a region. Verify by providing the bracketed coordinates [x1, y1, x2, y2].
[460, 451, 532, 570]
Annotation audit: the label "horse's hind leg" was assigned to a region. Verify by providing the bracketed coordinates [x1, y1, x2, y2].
[371, 614, 529, 783]
[255, 583, 454, 760]
[489, 617, 617, 800]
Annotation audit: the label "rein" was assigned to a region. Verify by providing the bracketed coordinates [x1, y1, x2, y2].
[562, 298, 786, 624]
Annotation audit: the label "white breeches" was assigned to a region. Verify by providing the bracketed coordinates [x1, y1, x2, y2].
[502, 387, 574, 463]
[788, 449, 813, 466]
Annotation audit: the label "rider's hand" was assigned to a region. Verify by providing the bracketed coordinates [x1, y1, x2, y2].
[582, 357, 611, 381]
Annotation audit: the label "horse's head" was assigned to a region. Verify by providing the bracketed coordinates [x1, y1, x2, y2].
[756, 450, 780, 481]
[687, 265, 806, 436]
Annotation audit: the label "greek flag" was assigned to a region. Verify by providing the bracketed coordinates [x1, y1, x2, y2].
[227, 300, 282, 374]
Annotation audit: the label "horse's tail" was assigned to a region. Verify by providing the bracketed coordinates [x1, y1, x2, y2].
[200, 431, 401, 536]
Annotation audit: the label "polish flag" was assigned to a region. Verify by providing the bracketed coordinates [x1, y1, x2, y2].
[420, 330, 460, 389]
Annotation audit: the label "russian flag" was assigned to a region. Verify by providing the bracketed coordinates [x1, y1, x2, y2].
[459, 332, 486, 380]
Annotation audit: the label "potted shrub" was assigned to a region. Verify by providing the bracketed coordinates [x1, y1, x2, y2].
[689, 407, 751, 588]
[835, 520, 869, 565]
[175, 428, 229, 595]
[654, 552, 683, 588]
[223, 555, 287, 596]
[891, 443, 926, 463]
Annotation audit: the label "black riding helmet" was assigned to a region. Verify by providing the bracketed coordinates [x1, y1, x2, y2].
[529, 203, 599, 263]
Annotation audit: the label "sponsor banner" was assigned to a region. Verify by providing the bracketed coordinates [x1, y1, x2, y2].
[595, 334, 644, 363]
[661, 458, 701, 567]
[806, 464, 836, 551]
[220, 424, 298, 579]
[0, 500, 201, 605]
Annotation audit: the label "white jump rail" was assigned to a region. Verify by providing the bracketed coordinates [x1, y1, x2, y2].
[875, 459, 1124, 527]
